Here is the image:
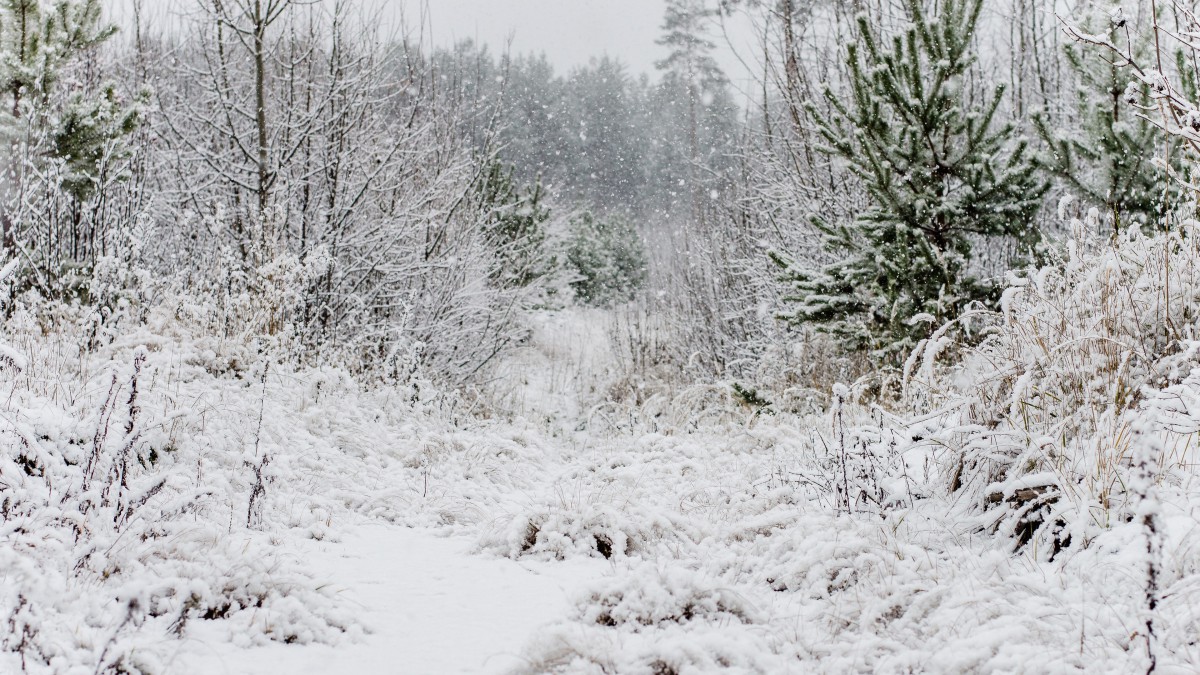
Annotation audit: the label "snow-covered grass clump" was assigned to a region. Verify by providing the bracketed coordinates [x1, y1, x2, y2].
[904, 210, 1200, 554]
[483, 502, 654, 561]
[512, 562, 776, 675]
[0, 315, 360, 672]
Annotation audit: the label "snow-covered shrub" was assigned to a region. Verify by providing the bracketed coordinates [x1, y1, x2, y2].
[585, 382, 750, 435]
[822, 384, 912, 513]
[510, 622, 781, 675]
[145, 7, 553, 388]
[751, 513, 922, 597]
[905, 209, 1200, 553]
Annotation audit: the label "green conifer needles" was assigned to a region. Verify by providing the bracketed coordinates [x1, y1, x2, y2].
[774, 0, 1046, 361]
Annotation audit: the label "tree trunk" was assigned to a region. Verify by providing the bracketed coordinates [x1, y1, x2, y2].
[254, 0, 271, 246]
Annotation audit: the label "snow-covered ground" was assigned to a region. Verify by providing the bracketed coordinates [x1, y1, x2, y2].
[175, 523, 605, 674]
[4, 274, 1200, 673]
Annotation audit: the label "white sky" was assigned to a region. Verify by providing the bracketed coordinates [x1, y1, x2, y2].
[106, 1, 760, 91]
[401, 0, 671, 72]
[391, 0, 759, 90]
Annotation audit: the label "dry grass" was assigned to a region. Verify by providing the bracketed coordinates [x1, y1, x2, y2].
[901, 210, 1200, 550]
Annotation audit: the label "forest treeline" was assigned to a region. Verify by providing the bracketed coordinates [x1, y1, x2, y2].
[0, 0, 1191, 394]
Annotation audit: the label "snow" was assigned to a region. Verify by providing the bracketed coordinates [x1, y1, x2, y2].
[7, 218, 1200, 674]
[174, 523, 604, 675]
[4, 294, 1200, 673]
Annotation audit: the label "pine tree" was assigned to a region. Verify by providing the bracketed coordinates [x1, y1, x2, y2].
[0, 0, 115, 118]
[54, 83, 148, 202]
[477, 159, 554, 291]
[498, 53, 571, 190]
[0, 0, 144, 273]
[1033, 7, 1178, 231]
[653, 0, 734, 220]
[774, 0, 1046, 361]
[566, 211, 648, 307]
[656, 0, 726, 102]
[564, 57, 647, 212]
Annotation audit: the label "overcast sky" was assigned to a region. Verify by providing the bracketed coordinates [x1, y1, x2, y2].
[393, 0, 759, 90]
[107, 1, 759, 90]
[393, 1, 757, 84]
[403, 0, 668, 72]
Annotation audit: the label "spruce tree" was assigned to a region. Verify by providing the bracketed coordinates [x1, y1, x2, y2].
[774, 0, 1046, 361]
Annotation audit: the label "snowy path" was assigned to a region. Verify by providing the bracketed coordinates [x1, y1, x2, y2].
[170, 522, 604, 674]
